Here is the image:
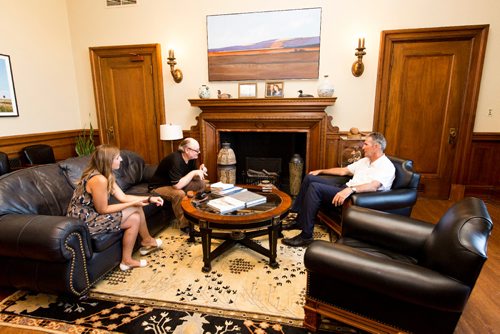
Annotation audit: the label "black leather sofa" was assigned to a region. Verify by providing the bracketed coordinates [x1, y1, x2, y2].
[0, 150, 173, 297]
[304, 197, 493, 334]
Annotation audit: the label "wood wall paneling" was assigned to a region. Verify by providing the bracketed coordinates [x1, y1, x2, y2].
[464, 132, 500, 201]
[0, 130, 100, 163]
[1, 127, 498, 203]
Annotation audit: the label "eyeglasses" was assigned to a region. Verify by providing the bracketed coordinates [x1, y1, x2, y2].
[187, 147, 201, 154]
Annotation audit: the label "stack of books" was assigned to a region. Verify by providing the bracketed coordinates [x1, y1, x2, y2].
[207, 196, 246, 214]
[207, 187, 267, 214]
[210, 182, 245, 196]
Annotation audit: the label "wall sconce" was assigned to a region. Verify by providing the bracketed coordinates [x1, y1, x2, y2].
[351, 38, 366, 77]
[160, 123, 183, 152]
[167, 49, 183, 83]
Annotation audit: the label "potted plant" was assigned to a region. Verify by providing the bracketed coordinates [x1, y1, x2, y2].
[75, 120, 95, 156]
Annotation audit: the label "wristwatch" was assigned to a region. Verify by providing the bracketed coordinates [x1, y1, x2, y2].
[350, 187, 357, 194]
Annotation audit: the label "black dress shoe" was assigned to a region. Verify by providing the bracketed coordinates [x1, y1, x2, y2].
[282, 234, 314, 247]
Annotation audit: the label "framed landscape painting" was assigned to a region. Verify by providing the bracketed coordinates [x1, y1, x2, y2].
[0, 54, 19, 117]
[207, 8, 321, 81]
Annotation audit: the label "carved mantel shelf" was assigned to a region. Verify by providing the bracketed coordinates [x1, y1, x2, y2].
[189, 98, 338, 182]
[189, 97, 336, 109]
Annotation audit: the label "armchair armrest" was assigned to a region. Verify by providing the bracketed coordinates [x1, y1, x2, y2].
[305, 240, 471, 312]
[351, 188, 418, 211]
[0, 214, 92, 261]
[342, 206, 433, 255]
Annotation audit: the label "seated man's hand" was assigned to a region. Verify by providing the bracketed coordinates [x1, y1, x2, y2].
[332, 188, 353, 206]
[309, 169, 322, 176]
[199, 164, 208, 176]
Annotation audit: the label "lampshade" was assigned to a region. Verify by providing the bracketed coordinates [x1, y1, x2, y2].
[160, 124, 183, 141]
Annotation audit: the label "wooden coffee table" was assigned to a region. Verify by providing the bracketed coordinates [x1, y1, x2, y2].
[181, 185, 292, 272]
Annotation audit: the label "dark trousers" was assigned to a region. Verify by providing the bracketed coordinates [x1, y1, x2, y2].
[291, 174, 345, 238]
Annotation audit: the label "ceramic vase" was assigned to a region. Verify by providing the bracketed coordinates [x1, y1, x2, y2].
[198, 85, 211, 99]
[289, 154, 304, 197]
[317, 75, 335, 97]
[217, 142, 237, 183]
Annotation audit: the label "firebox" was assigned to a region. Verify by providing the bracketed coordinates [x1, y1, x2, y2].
[219, 131, 306, 193]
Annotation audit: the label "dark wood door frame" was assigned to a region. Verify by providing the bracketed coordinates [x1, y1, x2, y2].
[374, 25, 489, 199]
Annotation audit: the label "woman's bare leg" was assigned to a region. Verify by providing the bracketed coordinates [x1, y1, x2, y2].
[120, 207, 157, 265]
[136, 207, 157, 247]
[120, 207, 142, 266]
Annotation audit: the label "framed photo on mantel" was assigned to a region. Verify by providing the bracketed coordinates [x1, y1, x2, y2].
[0, 54, 19, 117]
[238, 82, 257, 98]
[265, 81, 284, 98]
[207, 7, 321, 81]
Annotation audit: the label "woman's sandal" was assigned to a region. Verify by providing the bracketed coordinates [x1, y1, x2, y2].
[139, 238, 163, 256]
[119, 259, 147, 271]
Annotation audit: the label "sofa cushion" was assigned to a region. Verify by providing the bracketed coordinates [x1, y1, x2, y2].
[114, 150, 145, 191]
[91, 231, 123, 252]
[58, 156, 90, 189]
[0, 165, 74, 216]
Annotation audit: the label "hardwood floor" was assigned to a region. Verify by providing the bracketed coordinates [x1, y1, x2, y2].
[0, 197, 498, 333]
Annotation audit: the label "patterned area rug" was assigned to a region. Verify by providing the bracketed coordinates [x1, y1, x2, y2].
[0, 226, 364, 333]
[91, 226, 327, 326]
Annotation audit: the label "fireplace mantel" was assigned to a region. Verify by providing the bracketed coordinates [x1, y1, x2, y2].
[189, 98, 338, 182]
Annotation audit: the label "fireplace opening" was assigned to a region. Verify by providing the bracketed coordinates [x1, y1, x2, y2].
[218, 132, 306, 193]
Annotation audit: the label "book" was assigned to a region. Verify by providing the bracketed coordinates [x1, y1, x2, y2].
[210, 182, 247, 196]
[207, 196, 246, 214]
[210, 182, 234, 191]
[228, 190, 267, 208]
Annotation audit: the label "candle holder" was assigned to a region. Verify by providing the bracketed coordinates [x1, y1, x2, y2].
[167, 49, 183, 83]
[351, 38, 366, 77]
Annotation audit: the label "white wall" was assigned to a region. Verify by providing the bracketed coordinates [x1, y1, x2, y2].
[0, 0, 80, 136]
[1, 0, 499, 137]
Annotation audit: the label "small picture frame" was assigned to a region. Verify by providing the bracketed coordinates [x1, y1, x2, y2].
[0, 54, 19, 117]
[238, 82, 258, 98]
[265, 81, 284, 98]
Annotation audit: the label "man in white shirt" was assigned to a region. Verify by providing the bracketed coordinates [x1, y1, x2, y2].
[282, 132, 395, 247]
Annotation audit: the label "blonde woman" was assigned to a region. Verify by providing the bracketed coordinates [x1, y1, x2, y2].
[67, 144, 164, 270]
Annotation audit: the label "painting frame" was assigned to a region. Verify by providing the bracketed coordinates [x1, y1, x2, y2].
[238, 82, 258, 98]
[207, 7, 321, 81]
[0, 54, 19, 117]
[265, 81, 284, 98]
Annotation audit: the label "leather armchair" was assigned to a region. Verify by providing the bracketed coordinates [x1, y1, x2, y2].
[317, 156, 421, 236]
[0, 151, 10, 176]
[21, 144, 56, 165]
[304, 197, 493, 334]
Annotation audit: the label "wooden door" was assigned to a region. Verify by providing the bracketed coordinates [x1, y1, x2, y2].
[90, 44, 166, 164]
[374, 25, 489, 198]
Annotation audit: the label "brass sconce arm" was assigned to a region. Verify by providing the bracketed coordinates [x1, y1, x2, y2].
[352, 38, 366, 77]
[167, 49, 183, 83]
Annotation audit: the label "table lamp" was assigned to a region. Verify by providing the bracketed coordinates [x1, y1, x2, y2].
[160, 123, 183, 152]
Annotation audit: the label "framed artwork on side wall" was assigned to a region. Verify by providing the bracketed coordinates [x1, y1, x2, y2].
[207, 7, 321, 81]
[0, 54, 19, 117]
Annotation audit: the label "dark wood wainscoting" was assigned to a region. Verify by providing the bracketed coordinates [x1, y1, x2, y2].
[464, 132, 500, 202]
[2, 127, 497, 203]
[0, 130, 100, 165]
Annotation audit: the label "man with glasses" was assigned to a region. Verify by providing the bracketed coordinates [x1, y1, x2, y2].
[150, 138, 208, 232]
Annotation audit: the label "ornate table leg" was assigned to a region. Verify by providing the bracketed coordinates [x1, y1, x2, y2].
[268, 216, 281, 268]
[200, 220, 212, 272]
